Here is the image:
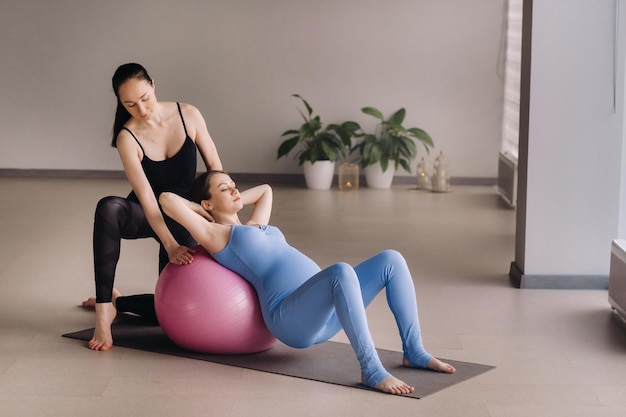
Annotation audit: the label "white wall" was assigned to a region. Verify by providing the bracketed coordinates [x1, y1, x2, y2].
[522, 0, 625, 279]
[0, 0, 505, 178]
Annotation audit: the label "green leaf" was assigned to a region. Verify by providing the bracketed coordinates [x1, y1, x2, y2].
[309, 147, 319, 162]
[363, 141, 382, 165]
[388, 108, 406, 126]
[398, 137, 417, 158]
[362, 107, 384, 121]
[321, 141, 339, 161]
[318, 130, 338, 144]
[397, 159, 411, 173]
[340, 121, 361, 132]
[292, 94, 313, 117]
[380, 157, 389, 172]
[281, 129, 300, 137]
[277, 136, 300, 159]
[407, 127, 434, 148]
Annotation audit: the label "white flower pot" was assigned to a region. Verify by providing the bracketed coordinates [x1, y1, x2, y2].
[303, 160, 335, 190]
[364, 163, 395, 188]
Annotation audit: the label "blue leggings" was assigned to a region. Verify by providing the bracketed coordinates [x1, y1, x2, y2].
[264, 250, 432, 388]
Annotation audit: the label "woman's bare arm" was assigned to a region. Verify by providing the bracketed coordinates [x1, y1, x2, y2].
[240, 184, 273, 225]
[159, 192, 230, 253]
[182, 103, 223, 171]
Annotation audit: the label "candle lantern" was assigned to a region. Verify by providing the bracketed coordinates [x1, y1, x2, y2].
[338, 163, 359, 191]
[416, 157, 432, 190]
[431, 151, 451, 192]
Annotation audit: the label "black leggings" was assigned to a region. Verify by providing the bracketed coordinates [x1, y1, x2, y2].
[93, 195, 195, 304]
[115, 294, 158, 324]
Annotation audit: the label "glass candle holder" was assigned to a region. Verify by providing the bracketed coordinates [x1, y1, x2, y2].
[416, 157, 432, 190]
[431, 151, 450, 192]
[338, 163, 359, 191]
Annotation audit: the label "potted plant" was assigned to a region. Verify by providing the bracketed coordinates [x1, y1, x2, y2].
[277, 94, 360, 189]
[351, 107, 434, 188]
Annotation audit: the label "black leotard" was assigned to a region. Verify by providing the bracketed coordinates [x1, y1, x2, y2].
[125, 102, 197, 201]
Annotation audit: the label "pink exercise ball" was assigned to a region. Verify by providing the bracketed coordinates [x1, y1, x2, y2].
[155, 246, 277, 354]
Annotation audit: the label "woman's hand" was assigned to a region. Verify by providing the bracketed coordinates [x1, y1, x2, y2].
[168, 245, 196, 265]
[197, 206, 215, 223]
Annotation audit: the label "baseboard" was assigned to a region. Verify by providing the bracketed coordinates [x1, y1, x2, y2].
[508, 262, 608, 289]
[0, 169, 128, 179]
[0, 168, 496, 186]
[522, 275, 608, 290]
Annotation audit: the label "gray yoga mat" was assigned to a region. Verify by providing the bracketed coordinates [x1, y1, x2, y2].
[63, 319, 494, 399]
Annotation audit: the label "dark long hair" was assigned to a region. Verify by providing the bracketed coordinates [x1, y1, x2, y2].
[110, 63, 153, 147]
[190, 170, 228, 203]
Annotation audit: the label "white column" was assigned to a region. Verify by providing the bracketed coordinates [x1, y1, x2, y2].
[514, 0, 626, 288]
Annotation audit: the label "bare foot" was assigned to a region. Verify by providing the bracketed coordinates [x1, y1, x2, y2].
[82, 288, 121, 309]
[88, 302, 117, 351]
[403, 357, 456, 374]
[426, 357, 456, 373]
[81, 297, 96, 309]
[363, 375, 415, 395]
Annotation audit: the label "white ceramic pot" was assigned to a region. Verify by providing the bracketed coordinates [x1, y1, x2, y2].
[364, 163, 395, 188]
[303, 160, 335, 190]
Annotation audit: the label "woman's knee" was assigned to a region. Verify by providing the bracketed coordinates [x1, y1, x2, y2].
[374, 250, 412, 284]
[328, 262, 356, 276]
[95, 196, 129, 219]
[327, 262, 360, 287]
[377, 249, 407, 266]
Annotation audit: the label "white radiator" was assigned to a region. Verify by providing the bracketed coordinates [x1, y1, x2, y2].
[497, 151, 518, 207]
[609, 239, 626, 322]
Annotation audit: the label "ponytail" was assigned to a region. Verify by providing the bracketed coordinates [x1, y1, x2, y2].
[111, 101, 131, 147]
[110, 63, 153, 147]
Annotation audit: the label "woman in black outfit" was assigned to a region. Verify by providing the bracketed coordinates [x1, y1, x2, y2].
[87, 63, 222, 351]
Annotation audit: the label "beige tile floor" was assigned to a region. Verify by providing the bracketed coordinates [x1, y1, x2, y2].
[0, 177, 625, 417]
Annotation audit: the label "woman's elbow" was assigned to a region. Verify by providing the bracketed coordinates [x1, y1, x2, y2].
[158, 192, 175, 211]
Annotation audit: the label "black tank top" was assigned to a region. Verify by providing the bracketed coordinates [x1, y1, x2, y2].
[124, 102, 197, 202]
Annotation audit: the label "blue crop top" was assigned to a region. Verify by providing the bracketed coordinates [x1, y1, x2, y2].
[211, 225, 321, 313]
